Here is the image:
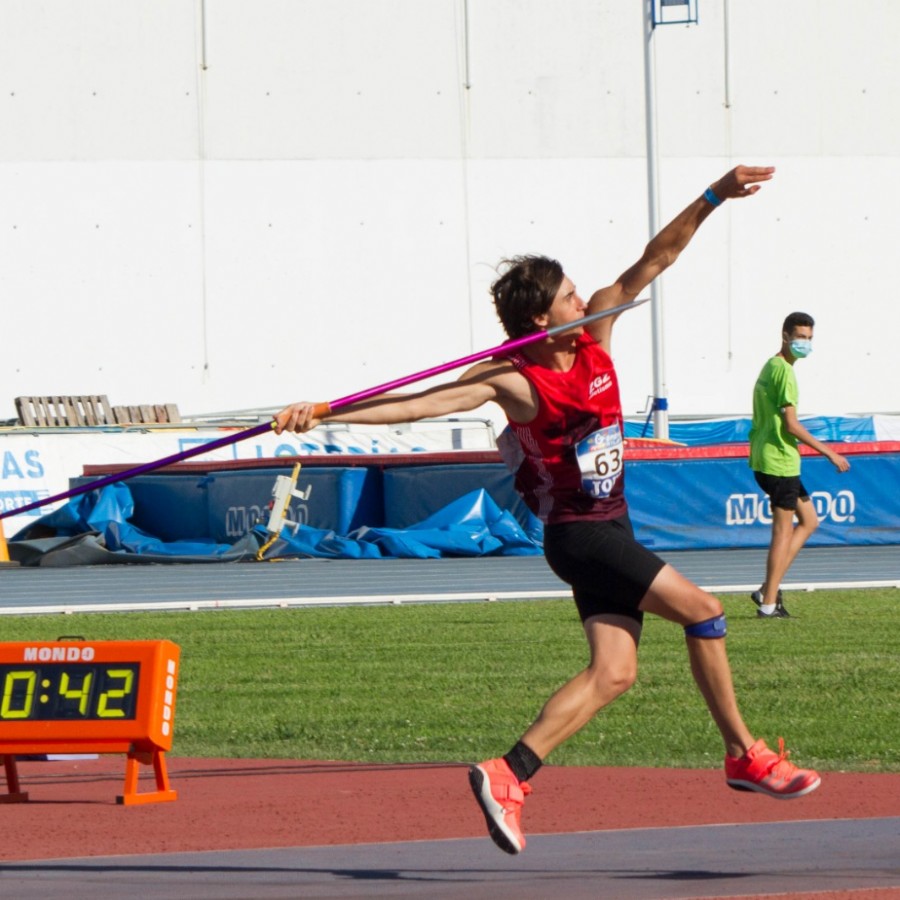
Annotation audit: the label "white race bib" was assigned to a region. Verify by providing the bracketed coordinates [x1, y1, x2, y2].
[575, 423, 624, 499]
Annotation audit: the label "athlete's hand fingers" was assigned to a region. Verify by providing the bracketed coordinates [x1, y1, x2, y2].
[274, 403, 313, 434]
[711, 165, 775, 201]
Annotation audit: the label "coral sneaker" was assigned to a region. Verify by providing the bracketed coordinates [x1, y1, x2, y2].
[726, 738, 821, 798]
[468, 758, 532, 854]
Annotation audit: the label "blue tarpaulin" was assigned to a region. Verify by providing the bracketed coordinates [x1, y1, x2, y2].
[266, 489, 541, 560]
[9, 484, 542, 566]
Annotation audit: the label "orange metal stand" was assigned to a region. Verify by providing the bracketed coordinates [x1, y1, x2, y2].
[1, 746, 178, 805]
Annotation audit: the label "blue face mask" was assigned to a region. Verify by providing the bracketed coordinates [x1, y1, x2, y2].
[790, 339, 812, 359]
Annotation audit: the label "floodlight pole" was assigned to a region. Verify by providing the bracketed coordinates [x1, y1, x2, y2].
[642, 2, 669, 440]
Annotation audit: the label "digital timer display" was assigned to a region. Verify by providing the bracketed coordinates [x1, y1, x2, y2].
[0, 640, 180, 805]
[0, 663, 140, 721]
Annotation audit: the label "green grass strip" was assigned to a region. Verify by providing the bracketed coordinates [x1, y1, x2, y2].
[0, 588, 897, 771]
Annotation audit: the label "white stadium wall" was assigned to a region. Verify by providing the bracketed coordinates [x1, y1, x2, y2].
[1, 0, 898, 430]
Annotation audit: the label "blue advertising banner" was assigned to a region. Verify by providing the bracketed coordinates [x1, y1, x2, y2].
[627, 452, 900, 550]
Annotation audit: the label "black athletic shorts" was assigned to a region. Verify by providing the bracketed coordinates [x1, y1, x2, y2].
[542, 514, 666, 626]
[753, 471, 810, 512]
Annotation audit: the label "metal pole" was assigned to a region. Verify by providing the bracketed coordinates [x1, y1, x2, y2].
[642, 2, 669, 440]
[723, 0, 732, 110]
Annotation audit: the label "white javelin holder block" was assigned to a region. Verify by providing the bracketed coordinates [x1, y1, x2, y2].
[265, 463, 311, 537]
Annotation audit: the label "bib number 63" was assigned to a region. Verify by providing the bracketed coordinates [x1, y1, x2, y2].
[576, 424, 624, 499]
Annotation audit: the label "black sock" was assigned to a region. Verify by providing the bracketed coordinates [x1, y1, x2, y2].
[503, 741, 543, 782]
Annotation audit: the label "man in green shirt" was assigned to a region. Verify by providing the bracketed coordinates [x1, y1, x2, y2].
[749, 312, 850, 618]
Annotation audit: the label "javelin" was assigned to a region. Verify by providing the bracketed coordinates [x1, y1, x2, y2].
[0, 297, 648, 521]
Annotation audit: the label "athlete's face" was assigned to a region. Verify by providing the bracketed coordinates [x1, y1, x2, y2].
[541, 276, 586, 330]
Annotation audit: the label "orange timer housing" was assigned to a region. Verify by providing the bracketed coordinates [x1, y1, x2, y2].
[0, 639, 180, 805]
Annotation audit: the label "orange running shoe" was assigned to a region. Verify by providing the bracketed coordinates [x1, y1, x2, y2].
[468, 757, 532, 854]
[725, 738, 821, 799]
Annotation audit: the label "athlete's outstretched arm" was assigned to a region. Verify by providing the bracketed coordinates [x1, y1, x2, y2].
[274, 360, 512, 434]
[585, 165, 775, 350]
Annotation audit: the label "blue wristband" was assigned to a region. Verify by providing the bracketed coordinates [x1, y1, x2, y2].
[704, 186, 723, 207]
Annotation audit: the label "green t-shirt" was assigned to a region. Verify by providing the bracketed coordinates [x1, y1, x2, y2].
[749, 356, 800, 476]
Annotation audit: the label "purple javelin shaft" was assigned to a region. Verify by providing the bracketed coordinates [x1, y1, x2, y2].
[0, 296, 647, 521]
[323, 296, 649, 413]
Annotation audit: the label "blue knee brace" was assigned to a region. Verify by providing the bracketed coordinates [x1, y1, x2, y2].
[684, 614, 727, 639]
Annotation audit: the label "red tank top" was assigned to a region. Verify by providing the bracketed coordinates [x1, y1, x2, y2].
[497, 332, 627, 524]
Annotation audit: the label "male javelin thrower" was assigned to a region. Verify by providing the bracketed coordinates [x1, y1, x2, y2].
[276, 165, 822, 856]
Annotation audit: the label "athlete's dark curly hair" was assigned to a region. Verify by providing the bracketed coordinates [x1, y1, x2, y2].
[491, 255, 565, 339]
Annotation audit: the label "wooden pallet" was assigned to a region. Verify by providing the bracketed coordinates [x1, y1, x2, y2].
[110, 404, 182, 426]
[14, 396, 180, 427]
